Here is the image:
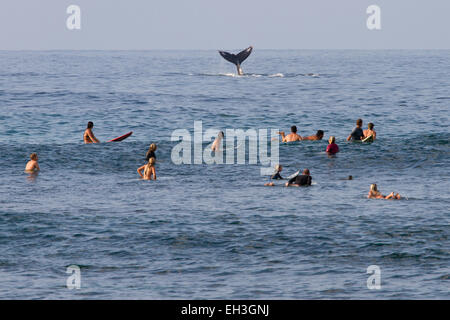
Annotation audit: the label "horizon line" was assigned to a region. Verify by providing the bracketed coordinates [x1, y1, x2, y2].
[1, 48, 449, 51]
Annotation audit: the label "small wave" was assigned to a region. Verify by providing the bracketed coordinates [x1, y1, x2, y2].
[269, 73, 284, 77]
[191, 72, 286, 78]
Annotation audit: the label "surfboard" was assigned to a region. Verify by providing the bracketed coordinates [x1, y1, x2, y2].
[362, 135, 374, 143]
[286, 170, 300, 180]
[107, 131, 133, 142]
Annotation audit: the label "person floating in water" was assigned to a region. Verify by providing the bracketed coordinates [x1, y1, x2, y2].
[363, 122, 376, 141]
[368, 184, 401, 200]
[326, 136, 339, 155]
[302, 130, 324, 141]
[278, 126, 302, 142]
[264, 164, 283, 186]
[211, 131, 224, 152]
[137, 157, 157, 180]
[146, 143, 157, 161]
[347, 118, 364, 141]
[285, 169, 312, 187]
[25, 153, 40, 172]
[83, 121, 100, 144]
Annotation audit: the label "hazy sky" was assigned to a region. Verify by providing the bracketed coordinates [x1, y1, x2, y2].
[1, 0, 449, 50]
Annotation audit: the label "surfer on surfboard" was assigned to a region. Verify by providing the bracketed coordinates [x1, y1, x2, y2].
[84, 121, 100, 144]
[264, 164, 284, 186]
[368, 184, 401, 200]
[363, 122, 376, 142]
[285, 169, 312, 187]
[347, 119, 364, 141]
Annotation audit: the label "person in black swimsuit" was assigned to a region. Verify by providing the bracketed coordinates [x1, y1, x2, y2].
[285, 169, 312, 187]
[146, 143, 157, 161]
[264, 165, 283, 186]
[347, 118, 364, 141]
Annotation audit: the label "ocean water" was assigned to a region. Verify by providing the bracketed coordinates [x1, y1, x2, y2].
[0, 50, 448, 299]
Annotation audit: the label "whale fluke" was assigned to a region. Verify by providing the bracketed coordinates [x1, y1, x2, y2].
[218, 46, 253, 75]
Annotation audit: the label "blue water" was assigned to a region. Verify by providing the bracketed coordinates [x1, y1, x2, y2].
[0, 50, 449, 299]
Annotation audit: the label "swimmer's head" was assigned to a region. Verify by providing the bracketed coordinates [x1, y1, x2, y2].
[87, 121, 94, 129]
[316, 130, 324, 139]
[303, 168, 310, 175]
[30, 153, 38, 161]
[370, 184, 378, 192]
[348, 175, 353, 180]
[291, 126, 297, 133]
[148, 157, 156, 166]
[356, 119, 363, 127]
[368, 122, 374, 130]
[275, 164, 282, 172]
[149, 143, 157, 152]
[329, 136, 336, 144]
[218, 131, 224, 139]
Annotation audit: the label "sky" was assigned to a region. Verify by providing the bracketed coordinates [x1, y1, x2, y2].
[0, 0, 449, 50]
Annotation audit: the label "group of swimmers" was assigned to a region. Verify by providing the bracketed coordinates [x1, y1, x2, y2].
[260, 118, 400, 199]
[26, 119, 400, 199]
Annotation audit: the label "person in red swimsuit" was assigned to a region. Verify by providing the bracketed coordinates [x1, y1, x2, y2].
[326, 136, 339, 154]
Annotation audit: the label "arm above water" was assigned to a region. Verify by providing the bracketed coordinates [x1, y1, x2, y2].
[137, 165, 145, 178]
[278, 131, 287, 142]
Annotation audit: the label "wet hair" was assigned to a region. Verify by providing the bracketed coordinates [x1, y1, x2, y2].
[368, 123, 374, 130]
[370, 184, 380, 194]
[348, 175, 353, 180]
[87, 121, 94, 129]
[316, 130, 324, 138]
[30, 153, 38, 160]
[329, 136, 336, 144]
[291, 126, 297, 133]
[303, 168, 310, 175]
[148, 143, 157, 152]
[218, 131, 224, 138]
[356, 119, 363, 126]
[275, 164, 282, 172]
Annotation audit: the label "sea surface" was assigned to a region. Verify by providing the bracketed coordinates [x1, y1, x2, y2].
[0, 50, 449, 299]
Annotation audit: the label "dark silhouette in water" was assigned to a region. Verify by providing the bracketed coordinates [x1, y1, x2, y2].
[218, 46, 253, 75]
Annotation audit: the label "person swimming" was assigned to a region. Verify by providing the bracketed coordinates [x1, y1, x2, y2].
[278, 126, 302, 142]
[83, 121, 100, 144]
[25, 153, 40, 172]
[363, 122, 376, 141]
[211, 131, 224, 152]
[368, 184, 401, 200]
[285, 169, 312, 187]
[302, 130, 324, 141]
[146, 143, 157, 161]
[326, 136, 339, 154]
[264, 164, 284, 186]
[347, 118, 364, 141]
[137, 157, 157, 180]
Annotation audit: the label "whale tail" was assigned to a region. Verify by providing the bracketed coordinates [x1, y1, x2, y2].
[218, 46, 253, 75]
